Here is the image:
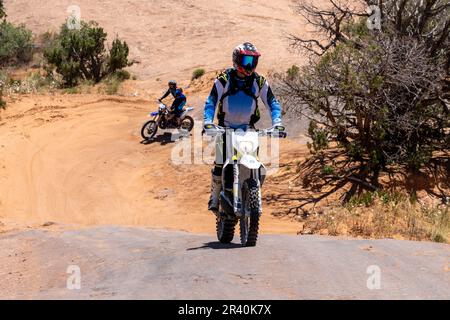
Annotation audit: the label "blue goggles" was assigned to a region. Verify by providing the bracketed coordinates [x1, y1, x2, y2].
[240, 55, 259, 70]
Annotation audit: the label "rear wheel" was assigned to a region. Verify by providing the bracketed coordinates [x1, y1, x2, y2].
[240, 179, 261, 247]
[180, 116, 194, 132]
[141, 120, 158, 140]
[216, 216, 237, 244]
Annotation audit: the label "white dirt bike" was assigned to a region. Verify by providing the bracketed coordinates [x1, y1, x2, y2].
[204, 123, 287, 247]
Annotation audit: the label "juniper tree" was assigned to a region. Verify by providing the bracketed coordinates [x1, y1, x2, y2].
[275, 0, 449, 199]
[45, 21, 133, 86]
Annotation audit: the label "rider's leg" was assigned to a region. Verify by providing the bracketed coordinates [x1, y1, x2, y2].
[175, 101, 186, 125]
[168, 100, 178, 121]
[171, 98, 186, 125]
[208, 133, 225, 213]
[208, 164, 222, 213]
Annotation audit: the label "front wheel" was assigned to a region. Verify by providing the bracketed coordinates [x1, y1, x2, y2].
[240, 179, 261, 247]
[141, 120, 158, 140]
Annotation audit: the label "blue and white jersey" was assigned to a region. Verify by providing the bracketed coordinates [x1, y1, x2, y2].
[203, 69, 282, 129]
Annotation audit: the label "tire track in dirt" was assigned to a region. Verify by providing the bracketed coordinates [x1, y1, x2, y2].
[0, 94, 303, 234]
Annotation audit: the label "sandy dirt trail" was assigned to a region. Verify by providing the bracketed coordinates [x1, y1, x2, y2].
[0, 94, 304, 234]
[2, 95, 446, 301]
[1, 0, 312, 233]
[1, 0, 448, 300]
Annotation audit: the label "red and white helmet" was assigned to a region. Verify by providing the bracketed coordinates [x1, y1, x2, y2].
[232, 42, 261, 76]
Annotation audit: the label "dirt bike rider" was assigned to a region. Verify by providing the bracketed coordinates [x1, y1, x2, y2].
[158, 80, 187, 126]
[203, 42, 284, 213]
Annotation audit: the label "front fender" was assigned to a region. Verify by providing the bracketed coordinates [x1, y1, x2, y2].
[239, 155, 261, 170]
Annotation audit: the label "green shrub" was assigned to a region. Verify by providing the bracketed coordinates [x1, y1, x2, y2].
[108, 39, 131, 74]
[105, 78, 120, 95]
[100, 73, 124, 95]
[430, 206, 449, 243]
[44, 20, 133, 87]
[25, 72, 56, 92]
[433, 233, 447, 243]
[0, 20, 33, 66]
[347, 191, 412, 209]
[0, 0, 6, 20]
[286, 65, 299, 80]
[114, 69, 131, 81]
[0, 69, 5, 107]
[377, 190, 406, 205]
[322, 165, 335, 175]
[0, 71, 59, 95]
[192, 68, 205, 80]
[307, 121, 328, 154]
[348, 192, 376, 208]
[37, 31, 58, 53]
[0, 85, 5, 108]
[63, 86, 80, 94]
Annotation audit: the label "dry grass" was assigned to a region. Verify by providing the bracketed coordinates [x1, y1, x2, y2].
[298, 193, 449, 243]
[265, 149, 449, 243]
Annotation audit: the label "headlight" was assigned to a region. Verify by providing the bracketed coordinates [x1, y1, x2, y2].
[238, 141, 254, 154]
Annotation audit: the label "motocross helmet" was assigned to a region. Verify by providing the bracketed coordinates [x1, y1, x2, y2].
[232, 42, 261, 76]
[168, 80, 177, 88]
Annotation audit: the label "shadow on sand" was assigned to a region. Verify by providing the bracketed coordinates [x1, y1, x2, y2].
[186, 242, 243, 251]
[140, 132, 178, 146]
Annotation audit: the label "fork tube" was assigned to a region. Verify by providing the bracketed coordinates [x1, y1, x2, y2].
[233, 160, 240, 215]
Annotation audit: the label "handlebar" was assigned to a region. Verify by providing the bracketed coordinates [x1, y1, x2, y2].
[203, 124, 287, 138]
[259, 127, 288, 138]
[203, 124, 226, 135]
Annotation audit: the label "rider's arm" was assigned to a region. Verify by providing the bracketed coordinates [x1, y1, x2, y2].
[160, 89, 171, 101]
[259, 79, 282, 125]
[203, 79, 224, 124]
[174, 89, 184, 99]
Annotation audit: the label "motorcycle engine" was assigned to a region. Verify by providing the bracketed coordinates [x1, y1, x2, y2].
[159, 119, 168, 129]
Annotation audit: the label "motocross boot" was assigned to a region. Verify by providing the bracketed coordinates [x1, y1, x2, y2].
[208, 172, 222, 214]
